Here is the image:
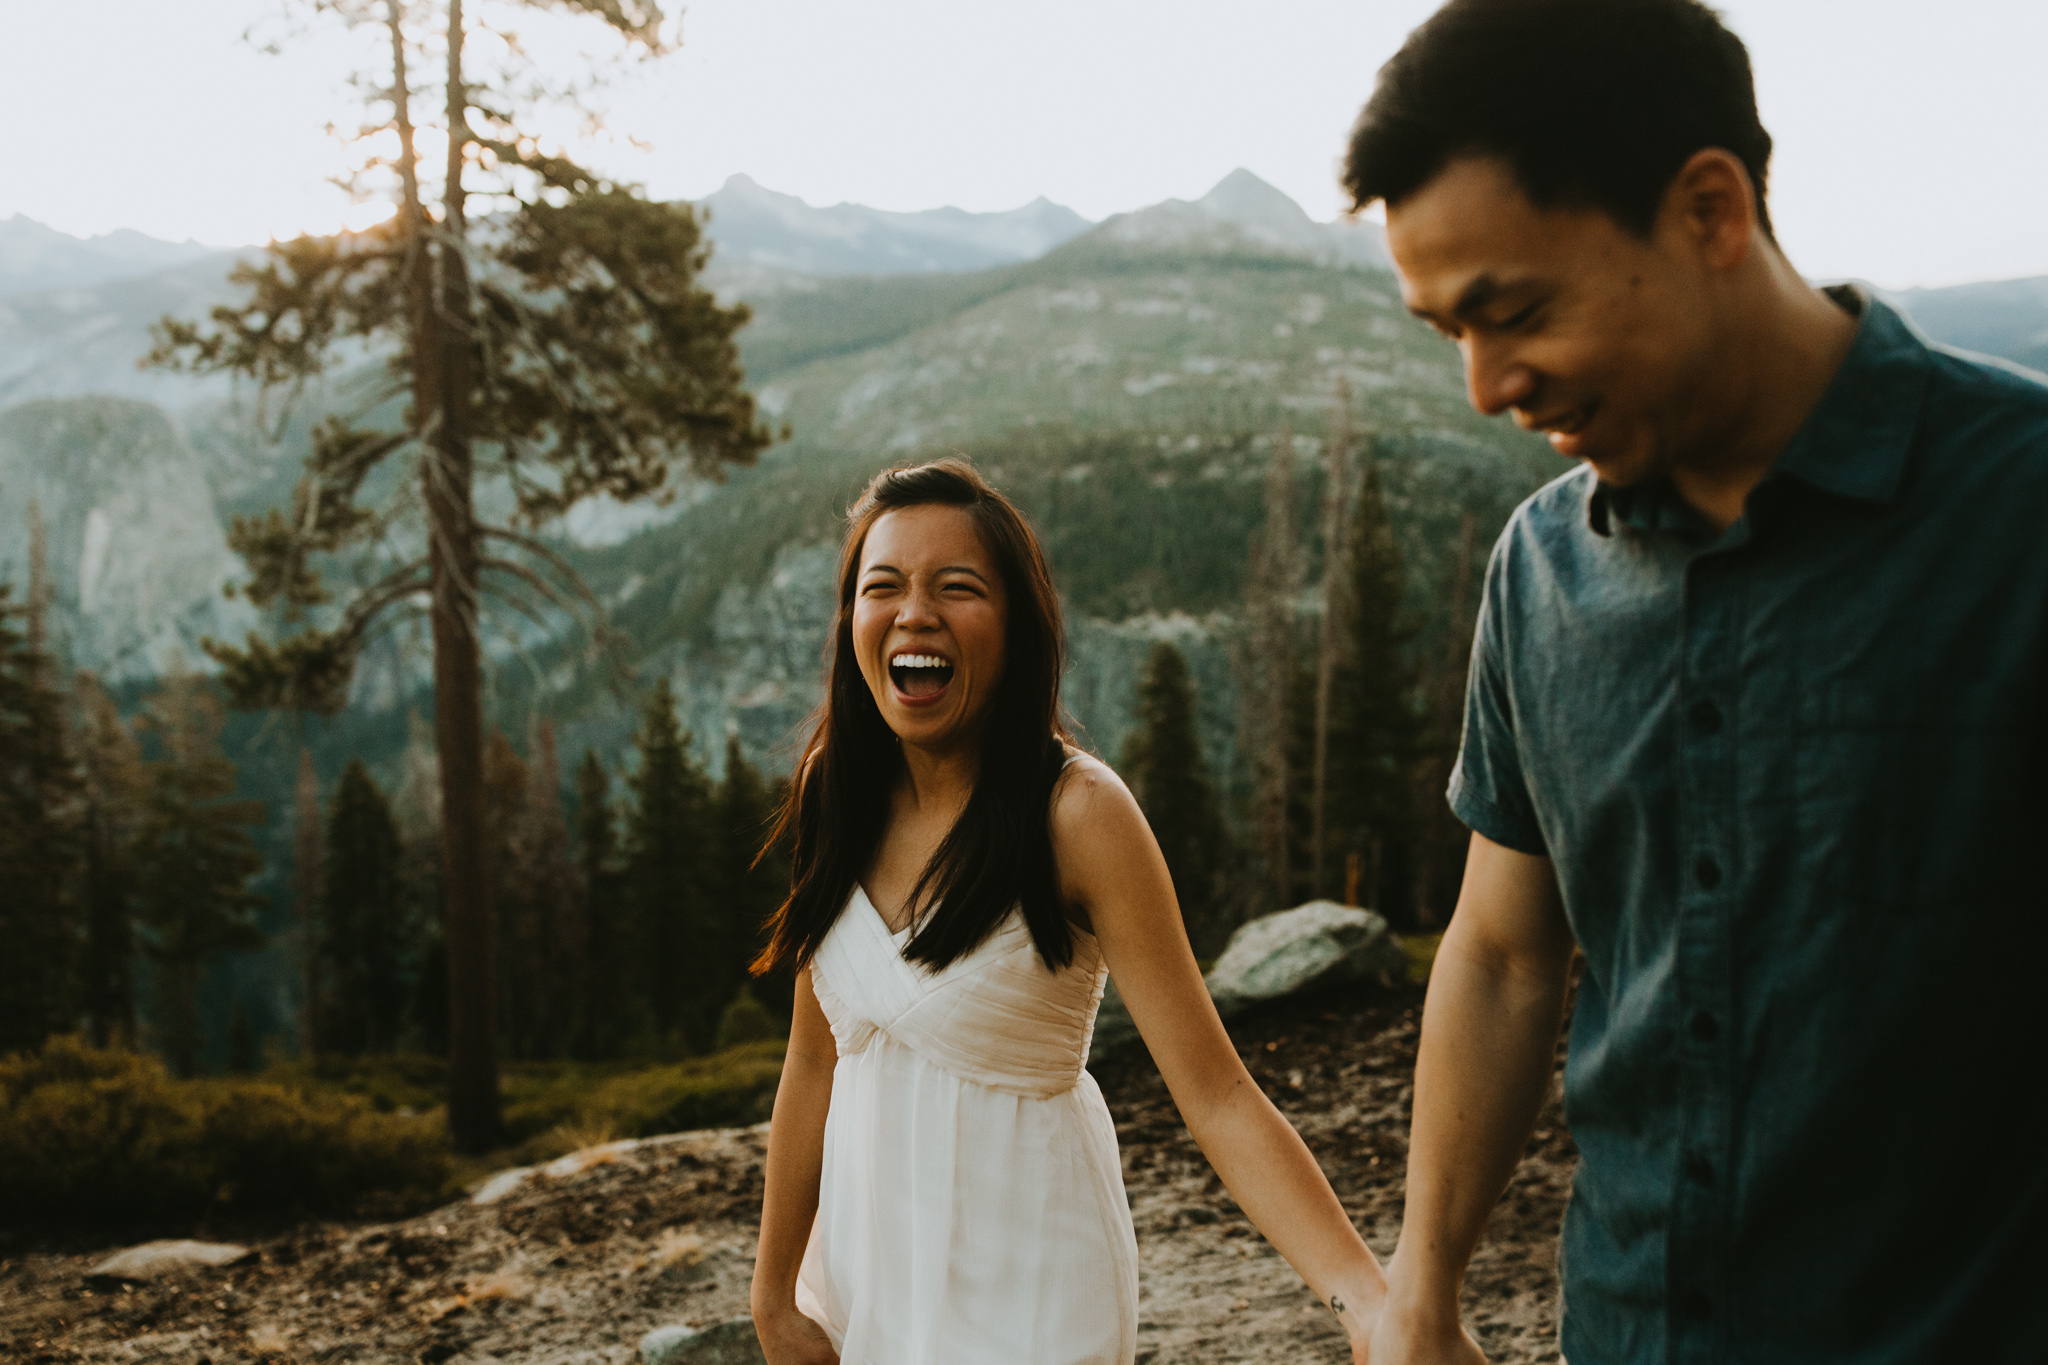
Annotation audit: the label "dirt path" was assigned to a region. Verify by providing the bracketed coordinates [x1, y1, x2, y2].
[1, 986, 1575, 1364]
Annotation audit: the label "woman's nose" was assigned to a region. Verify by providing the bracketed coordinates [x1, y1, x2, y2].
[897, 585, 942, 626]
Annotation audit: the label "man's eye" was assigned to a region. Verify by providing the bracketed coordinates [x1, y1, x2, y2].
[1500, 302, 1543, 329]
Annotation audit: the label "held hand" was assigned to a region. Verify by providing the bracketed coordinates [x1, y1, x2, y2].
[752, 1305, 840, 1365]
[1356, 1299, 1487, 1365]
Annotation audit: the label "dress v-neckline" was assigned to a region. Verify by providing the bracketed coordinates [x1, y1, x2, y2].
[853, 883, 914, 941]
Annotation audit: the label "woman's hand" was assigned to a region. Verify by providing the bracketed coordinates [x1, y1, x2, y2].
[752, 1304, 840, 1365]
[751, 971, 839, 1365]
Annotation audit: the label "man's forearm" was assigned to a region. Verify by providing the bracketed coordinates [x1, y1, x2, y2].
[1390, 924, 1571, 1322]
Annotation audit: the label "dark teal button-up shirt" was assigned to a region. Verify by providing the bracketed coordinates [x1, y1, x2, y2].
[1449, 289, 2048, 1364]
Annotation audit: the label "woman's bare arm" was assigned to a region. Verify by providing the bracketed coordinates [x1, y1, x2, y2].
[1054, 756, 1387, 1351]
[749, 968, 840, 1364]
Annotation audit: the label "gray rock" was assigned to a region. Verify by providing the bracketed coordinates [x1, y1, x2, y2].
[1206, 901, 1405, 1017]
[85, 1239, 255, 1284]
[639, 1317, 766, 1365]
[1088, 901, 1404, 1064]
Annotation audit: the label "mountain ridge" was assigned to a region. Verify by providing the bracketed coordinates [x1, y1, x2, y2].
[695, 173, 1092, 277]
[0, 215, 226, 301]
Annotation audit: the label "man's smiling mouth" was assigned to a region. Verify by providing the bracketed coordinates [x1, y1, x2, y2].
[889, 651, 955, 699]
[1526, 399, 1597, 437]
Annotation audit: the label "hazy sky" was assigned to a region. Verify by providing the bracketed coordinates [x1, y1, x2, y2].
[3, 0, 2043, 289]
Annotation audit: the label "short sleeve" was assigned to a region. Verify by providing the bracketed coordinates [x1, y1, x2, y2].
[1446, 537, 1548, 857]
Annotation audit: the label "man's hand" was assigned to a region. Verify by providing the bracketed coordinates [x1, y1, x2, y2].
[1339, 1269, 1488, 1364]
[1355, 1298, 1488, 1364]
[1347, 833, 1568, 1363]
[752, 1305, 839, 1365]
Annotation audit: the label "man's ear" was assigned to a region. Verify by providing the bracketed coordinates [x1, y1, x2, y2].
[1660, 148, 1759, 272]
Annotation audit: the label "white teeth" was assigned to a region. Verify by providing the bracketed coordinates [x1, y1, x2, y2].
[891, 653, 950, 669]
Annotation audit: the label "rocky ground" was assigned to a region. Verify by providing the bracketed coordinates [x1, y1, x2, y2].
[0, 983, 1574, 1365]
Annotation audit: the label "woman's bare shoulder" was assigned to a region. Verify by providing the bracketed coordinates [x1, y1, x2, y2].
[1051, 749, 1146, 847]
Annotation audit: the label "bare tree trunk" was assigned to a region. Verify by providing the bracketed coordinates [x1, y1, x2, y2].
[1413, 511, 1477, 927]
[26, 500, 50, 673]
[1241, 428, 1299, 912]
[293, 747, 323, 1056]
[428, 0, 499, 1151]
[1309, 382, 1354, 899]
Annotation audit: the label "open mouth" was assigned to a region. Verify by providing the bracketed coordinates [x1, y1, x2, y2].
[888, 651, 955, 700]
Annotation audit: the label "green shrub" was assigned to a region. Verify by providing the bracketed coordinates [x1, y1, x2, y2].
[714, 986, 786, 1052]
[0, 1036, 453, 1228]
[502, 1039, 785, 1144]
[261, 1052, 447, 1114]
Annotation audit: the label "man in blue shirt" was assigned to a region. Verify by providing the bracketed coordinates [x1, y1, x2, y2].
[1332, 1, 2048, 1362]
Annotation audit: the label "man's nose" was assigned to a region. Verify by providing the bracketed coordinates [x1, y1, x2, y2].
[1464, 339, 1538, 417]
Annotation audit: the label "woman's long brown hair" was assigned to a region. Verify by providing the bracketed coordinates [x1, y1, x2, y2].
[750, 458, 1077, 977]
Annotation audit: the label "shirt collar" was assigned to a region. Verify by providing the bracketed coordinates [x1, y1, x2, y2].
[1768, 284, 1930, 504]
[1585, 284, 1932, 536]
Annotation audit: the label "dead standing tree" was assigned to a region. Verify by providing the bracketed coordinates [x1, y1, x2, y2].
[1239, 427, 1301, 913]
[1308, 381, 1356, 901]
[152, 0, 771, 1149]
[1412, 510, 1479, 926]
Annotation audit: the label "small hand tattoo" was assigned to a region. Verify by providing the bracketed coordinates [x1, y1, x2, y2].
[1330, 1294, 1346, 1316]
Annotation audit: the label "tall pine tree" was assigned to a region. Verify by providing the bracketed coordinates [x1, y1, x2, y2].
[134, 671, 266, 1076]
[520, 717, 582, 1058]
[320, 760, 406, 1054]
[73, 671, 146, 1049]
[720, 734, 789, 1019]
[0, 584, 80, 1052]
[1121, 641, 1232, 954]
[391, 711, 447, 1053]
[482, 730, 535, 1056]
[151, 0, 771, 1148]
[623, 679, 723, 1053]
[574, 748, 640, 1058]
[291, 748, 325, 1055]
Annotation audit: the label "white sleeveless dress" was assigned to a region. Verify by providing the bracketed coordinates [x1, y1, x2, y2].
[795, 884, 1140, 1364]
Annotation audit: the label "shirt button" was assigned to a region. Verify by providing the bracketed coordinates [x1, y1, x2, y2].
[1694, 856, 1722, 889]
[1681, 1289, 1713, 1321]
[1690, 1011, 1719, 1042]
[1688, 700, 1723, 734]
[1685, 1154, 1715, 1186]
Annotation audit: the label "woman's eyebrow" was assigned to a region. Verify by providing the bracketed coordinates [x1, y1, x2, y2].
[939, 565, 990, 583]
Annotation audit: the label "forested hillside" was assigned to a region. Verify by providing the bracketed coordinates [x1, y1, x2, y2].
[4, 173, 2042, 1075]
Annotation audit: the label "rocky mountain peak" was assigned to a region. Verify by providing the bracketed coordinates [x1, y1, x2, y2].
[1081, 169, 1388, 271]
[1196, 167, 1318, 233]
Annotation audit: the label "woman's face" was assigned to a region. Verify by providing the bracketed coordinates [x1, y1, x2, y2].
[852, 504, 1008, 755]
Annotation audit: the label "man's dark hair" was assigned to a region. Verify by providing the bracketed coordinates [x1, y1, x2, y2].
[1343, 0, 1774, 239]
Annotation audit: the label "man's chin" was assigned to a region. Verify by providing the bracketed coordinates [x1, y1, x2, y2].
[1568, 438, 1658, 488]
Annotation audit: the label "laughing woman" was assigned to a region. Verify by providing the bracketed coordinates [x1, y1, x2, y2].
[748, 460, 1384, 1365]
